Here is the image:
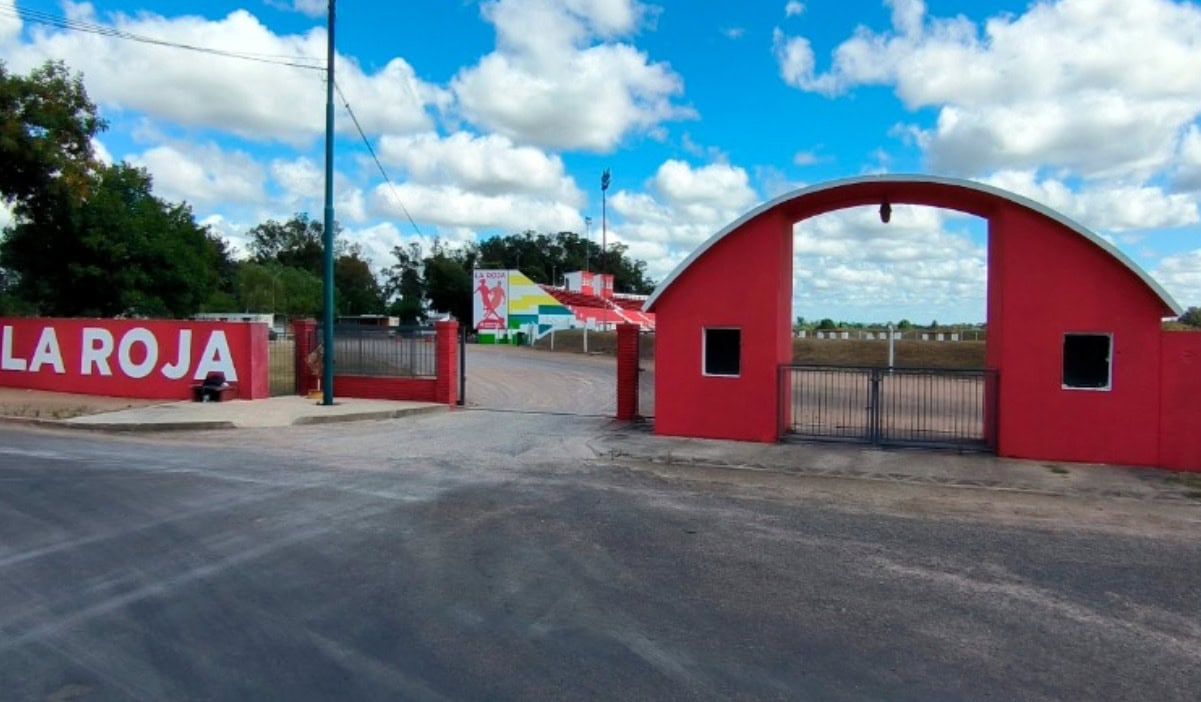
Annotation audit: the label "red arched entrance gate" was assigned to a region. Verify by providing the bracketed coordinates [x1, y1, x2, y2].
[645, 175, 1201, 471]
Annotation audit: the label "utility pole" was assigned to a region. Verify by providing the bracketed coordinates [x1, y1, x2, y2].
[321, 0, 336, 405]
[600, 169, 610, 273]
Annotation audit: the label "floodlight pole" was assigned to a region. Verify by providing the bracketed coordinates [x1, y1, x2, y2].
[321, 0, 336, 405]
[600, 169, 610, 274]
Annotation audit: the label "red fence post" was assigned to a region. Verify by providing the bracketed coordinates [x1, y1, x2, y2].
[293, 319, 317, 397]
[435, 320, 460, 405]
[616, 323, 639, 421]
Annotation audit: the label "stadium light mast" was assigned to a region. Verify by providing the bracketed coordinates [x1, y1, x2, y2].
[601, 169, 610, 273]
[584, 216, 592, 272]
[321, 0, 336, 406]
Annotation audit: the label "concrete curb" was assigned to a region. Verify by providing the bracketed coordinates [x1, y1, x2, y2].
[0, 416, 238, 432]
[589, 433, 1201, 503]
[0, 404, 447, 432]
[290, 405, 447, 426]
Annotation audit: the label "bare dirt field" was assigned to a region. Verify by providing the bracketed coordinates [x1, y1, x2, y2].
[0, 388, 161, 419]
[533, 331, 987, 368]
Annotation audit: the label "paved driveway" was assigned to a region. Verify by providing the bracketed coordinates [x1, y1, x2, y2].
[2, 410, 1200, 701]
[464, 345, 654, 416]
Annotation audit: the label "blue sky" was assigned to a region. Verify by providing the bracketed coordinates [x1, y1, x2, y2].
[2, 0, 1200, 323]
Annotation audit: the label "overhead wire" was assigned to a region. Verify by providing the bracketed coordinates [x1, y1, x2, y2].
[0, 5, 326, 70]
[334, 80, 423, 238]
[2, 3, 425, 237]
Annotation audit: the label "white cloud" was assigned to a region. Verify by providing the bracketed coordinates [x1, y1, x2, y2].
[608, 159, 759, 280]
[4, 4, 444, 146]
[1153, 249, 1201, 308]
[1175, 124, 1201, 192]
[91, 137, 113, 166]
[793, 205, 987, 321]
[377, 131, 583, 204]
[451, 0, 691, 152]
[0, 0, 19, 44]
[785, 2, 805, 17]
[984, 170, 1199, 232]
[127, 142, 267, 207]
[370, 182, 583, 235]
[772, 29, 829, 93]
[270, 157, 324, 205]
[775, 0, 1201, 179]
[200, 213, 252, 260]
[722, 27, 746, 40]
[793, 150, 821, 166]
[0, 200, 12, 230]
[276, 1, 326, 18]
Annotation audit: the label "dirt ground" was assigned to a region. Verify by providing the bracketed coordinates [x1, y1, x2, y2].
[531, 331, 987, 368]
[0, 388, 162, 419]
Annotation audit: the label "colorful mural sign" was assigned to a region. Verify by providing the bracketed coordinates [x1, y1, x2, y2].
[473, 269, 509, 330]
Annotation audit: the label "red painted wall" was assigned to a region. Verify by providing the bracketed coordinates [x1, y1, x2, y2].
[616, 323, 640, 420]
[649, 178, 1201, 471]
[987, 206, 1167, 466]
[334, 375, 437, 402]
[0, 317, 268, 399]
[1158, 331, 1201, 472]
[653, 209, 792, 442]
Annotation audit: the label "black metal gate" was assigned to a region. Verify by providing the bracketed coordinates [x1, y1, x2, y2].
[780, 365, 998, 450]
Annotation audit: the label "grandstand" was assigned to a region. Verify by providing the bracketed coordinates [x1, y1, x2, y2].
[473, 269, 655, 344]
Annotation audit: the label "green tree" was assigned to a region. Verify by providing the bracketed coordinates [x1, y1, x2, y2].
[424, 246, 472, 323]
[384, 243, 425, 323]
[247, 213, 346, 275]
[817, 318, 837, 330]
[335, 248, 383, 315]
[0, 61, 105, 214]
[1, 163, 222, 317]
[1179, 307, 1201, 328]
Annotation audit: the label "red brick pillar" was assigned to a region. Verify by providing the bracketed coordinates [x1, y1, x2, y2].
[293, 319, 317, 396]
[616, 323, 640, 421]
[435, 320, 459, 405]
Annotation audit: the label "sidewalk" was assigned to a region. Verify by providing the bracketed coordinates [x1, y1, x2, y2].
[594, 422, 1201, 503]
[7, 396, 445, 431]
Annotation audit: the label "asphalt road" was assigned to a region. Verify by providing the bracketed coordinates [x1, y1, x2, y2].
[2, 416, 1200, 701]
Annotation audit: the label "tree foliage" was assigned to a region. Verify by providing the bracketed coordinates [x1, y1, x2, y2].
[2, 162, 223, 316]
[1178, 307, 1201, 328]
[473, 230, 654, 294]
[0, 60, 105, 213]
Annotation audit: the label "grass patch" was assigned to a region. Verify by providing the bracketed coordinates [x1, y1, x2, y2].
[1166, 473, 1201, 491]
[1047, 465, 1070, 475]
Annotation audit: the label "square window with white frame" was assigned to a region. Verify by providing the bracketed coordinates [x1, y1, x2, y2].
[1062, 333, 1112, 390]
[703, 328, 741, 377]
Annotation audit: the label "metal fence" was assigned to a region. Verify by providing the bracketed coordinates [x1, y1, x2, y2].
[780, 365, 997, 450]
[314, 325, 437, 377]
[267, 333, 296, 396]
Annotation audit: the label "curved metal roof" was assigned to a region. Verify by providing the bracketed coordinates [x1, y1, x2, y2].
[644, 174, 1181, 316]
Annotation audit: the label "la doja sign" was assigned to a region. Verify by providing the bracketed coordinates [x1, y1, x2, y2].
[0, 318, 269, 399]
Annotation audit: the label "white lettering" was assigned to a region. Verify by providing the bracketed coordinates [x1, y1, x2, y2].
[194, 331, 237, 382]
[1, 326, 27, 372]
[160, 329, 192, 380]
[118, 328, 158, 379]
[28, 328, 64, 374]
[81, 328, 114, 376]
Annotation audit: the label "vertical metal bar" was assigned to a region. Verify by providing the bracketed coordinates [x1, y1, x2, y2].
[458, 324, 466, 406]
[321, 0, 336, 405]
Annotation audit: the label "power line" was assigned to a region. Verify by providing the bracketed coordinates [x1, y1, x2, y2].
[4, 4, 425, 237]
[0, 6, 326, 71]
[334, 81, 423, 238]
